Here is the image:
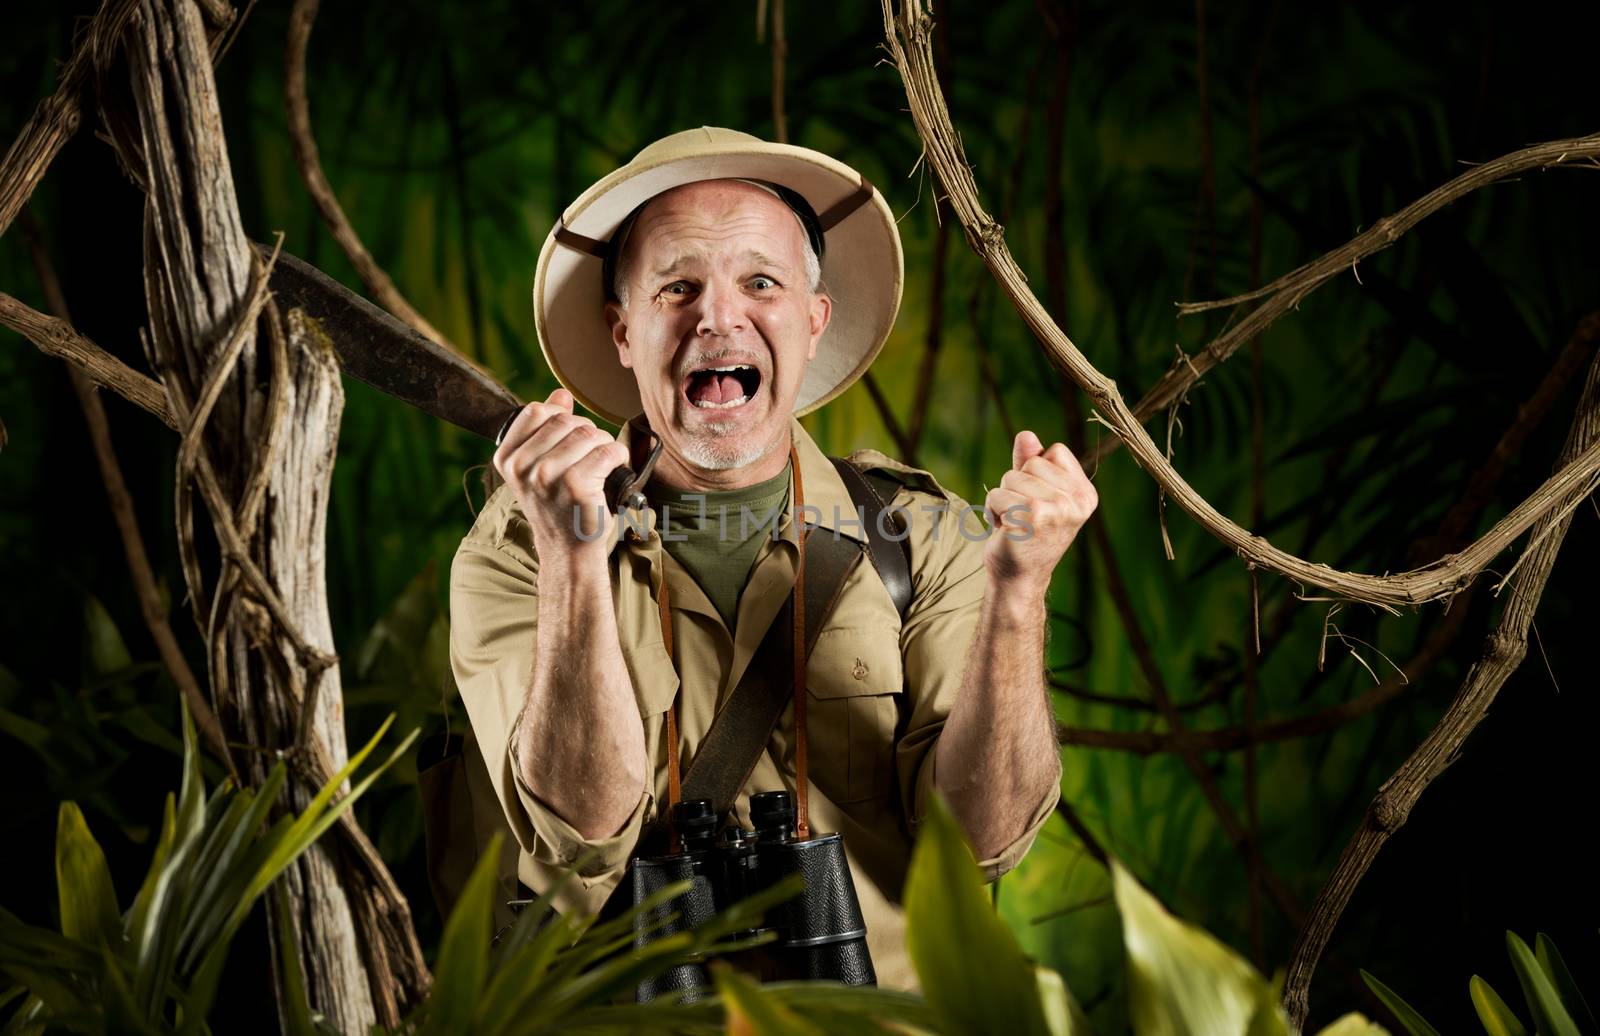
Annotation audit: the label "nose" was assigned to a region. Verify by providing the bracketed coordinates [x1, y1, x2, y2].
[694, 279, 746, 338]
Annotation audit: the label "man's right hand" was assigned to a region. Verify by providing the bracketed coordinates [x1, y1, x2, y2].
[493, 387, 630, 565]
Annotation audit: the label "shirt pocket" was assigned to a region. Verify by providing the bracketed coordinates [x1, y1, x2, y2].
[620, 631, 681, 718]
[805, 628, 905, 805]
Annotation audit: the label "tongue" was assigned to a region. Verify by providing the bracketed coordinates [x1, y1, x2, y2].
[689, 372, 745, 404]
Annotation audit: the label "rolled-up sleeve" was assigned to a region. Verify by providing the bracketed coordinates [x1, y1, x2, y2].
[448, 492, 646, 910]
[894, 482, 1060, 882]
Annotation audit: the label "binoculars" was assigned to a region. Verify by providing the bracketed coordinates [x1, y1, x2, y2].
[631, 790, 875, 1001]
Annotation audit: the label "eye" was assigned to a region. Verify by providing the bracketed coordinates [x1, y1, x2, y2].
[748, 275, 779, 291]
[660, 281, 695, 298]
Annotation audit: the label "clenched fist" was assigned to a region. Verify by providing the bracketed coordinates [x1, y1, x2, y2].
[983, 430, 1098, 596]
[493, 387, 631, 566]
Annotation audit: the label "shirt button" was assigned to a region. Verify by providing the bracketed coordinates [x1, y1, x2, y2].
[852, 659, 869, 681]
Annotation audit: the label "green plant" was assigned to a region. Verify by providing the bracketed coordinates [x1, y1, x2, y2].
[0, 703, 416, 1034]
[0, 691, 1462, 1036]
[709, 793, 1393, 1035]
[1363, 931, 1597, 1036]
[376, 834, 934, 1035]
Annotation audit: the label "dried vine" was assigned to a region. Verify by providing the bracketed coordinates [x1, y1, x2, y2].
[1083, 131, 1600, 469]
[879, 0, 1600, 612]
[18, 209, 232, 772]
[1281, 350, 1600, 1028]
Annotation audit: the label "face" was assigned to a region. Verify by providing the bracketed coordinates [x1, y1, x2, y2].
[604, 180, 831, 490]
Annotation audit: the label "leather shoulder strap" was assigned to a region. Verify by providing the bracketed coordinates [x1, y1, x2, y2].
[674, 529, 864, 815]
[829, 457, 913, 621]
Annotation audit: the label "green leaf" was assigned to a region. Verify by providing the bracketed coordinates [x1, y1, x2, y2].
[714, 964, 826, 1036]
[99, 940, 152, 1035]
[417, 833, 499, 1035]
[54, 803, 121, 944]
[1246, 972, 1292, 1036]
[355, 562, 438, 683]
[265, 884, 320, 1036]
[1469, 976, 1527, 1036]
[1359, 971, 1441, 1036]
[904, 794, 1051, 1036]
[0, 707, 51, 752]
[760, 983, 937, 1033]
[1315, 1015, 1392, 1036]
[1111, 857, 1274, 1036]
[82, 594, 133, 678]
[1036, 965, 1089, 1036]
[1506, 932, 1579, 1036]
[1534, 933, 1596, 1033]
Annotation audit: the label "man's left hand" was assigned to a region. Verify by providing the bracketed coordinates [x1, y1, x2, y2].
[983, 430, 1098, 597]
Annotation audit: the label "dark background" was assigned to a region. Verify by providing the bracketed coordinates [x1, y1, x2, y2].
[2, 1, 1597, 1030]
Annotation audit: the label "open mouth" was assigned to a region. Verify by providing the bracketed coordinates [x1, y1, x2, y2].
[681, 363, 762, 411]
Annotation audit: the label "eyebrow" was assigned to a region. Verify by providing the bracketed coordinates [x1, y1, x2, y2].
[650, 250, 795, 280]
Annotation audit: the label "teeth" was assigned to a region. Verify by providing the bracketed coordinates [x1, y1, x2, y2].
[692, 395, 750, 409]
[700, 364, 754, 373]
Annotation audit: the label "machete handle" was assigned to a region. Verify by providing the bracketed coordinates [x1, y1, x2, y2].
[494, 406, 658, 514]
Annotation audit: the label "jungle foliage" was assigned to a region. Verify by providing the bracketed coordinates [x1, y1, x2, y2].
[2, 0, 1598, 1032]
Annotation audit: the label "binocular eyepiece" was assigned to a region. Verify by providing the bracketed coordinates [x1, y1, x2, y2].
[632, 791, 875, 1001]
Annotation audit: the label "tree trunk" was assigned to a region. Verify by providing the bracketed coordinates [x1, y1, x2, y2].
[116, 0, 427, 1029]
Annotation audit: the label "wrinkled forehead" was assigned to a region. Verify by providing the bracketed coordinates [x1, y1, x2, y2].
[620, 179, 812, 270]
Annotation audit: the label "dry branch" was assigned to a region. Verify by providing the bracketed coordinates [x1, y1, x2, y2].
[0, 0, 136, 236]
[115, 0, 428, 1025]
[19, 209, 231, 772]
[1280, 348, 1600, 1028]
[879, 0, 1600, 611]
[285, 0, 455, 351]
[1057, 591, 1471, 755]
[1077, 133, 1600, 469]
[0, 291, 175, 427]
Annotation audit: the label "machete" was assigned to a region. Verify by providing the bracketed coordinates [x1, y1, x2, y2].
[265, 247, 659, 511]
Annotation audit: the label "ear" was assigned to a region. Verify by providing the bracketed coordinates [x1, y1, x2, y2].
[805, 292, 832, 361]
[604, 300, 633, 369]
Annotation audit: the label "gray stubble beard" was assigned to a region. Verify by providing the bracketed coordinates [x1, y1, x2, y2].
[678, 411, 787, 472]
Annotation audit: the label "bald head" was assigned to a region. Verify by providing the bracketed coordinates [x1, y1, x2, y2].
[611, 179, 822, 309]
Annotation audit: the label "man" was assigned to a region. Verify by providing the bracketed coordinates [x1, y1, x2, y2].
[449, 127, 1097, 989]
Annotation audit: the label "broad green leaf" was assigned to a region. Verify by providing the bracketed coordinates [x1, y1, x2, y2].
[760, 983, 937, 1033]
[0, 987, 47, 1036]
[474, 910, 586, 1034]
[355, 562, 438, 682]
[1359, 971, 1441, 1036]
[54, 803, 121, 944]
[1506, 932, 1579, 1036]
[1534, 933, 1596, 1033]
[1245, 972, 1291, 1036]
[1036, 964, 1089, 1036]
[236, 719, 418, 918]
[417, 833, 498, 1036]
[1469, 976, 1527, 1036]
[905, 794, 1051, 1036]
[0, 707, 51, 752]
[1316, 1014, 1391, 1036]
[715, 965, 826, 1036]
[125, 792, 178, 971]
[265, 884, 320, 1036]
[82, 594, 133, 678]
[1112, 857, 1273, 1036]
[99, 940, 151, 1035]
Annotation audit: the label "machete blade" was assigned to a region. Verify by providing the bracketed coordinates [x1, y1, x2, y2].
[265, 247, 520, 442]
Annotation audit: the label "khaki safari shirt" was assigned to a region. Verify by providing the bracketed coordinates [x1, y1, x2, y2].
[448, 415, 1058, 989]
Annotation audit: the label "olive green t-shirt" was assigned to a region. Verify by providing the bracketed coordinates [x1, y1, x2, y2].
[644, 461, 793, 632]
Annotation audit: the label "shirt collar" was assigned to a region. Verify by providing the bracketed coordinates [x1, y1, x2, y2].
[606, 414, 867, 554]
